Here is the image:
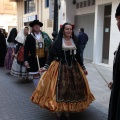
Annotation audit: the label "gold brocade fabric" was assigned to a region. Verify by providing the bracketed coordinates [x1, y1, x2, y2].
[31, 61, 95, 112]
[56, 61, 87, 102]
[36, 48, 45, 58]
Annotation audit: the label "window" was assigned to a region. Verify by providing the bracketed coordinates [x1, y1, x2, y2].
[84, 1, 87, 7]
[80, 2, 83, 8]
[45, 0, 49, 8]
[87, 0, 91, 6]
[76, 3, 79, 9]
[76, 0, 95, 9]
[24, 0, 35, 14]
[92, 0, 95, 5]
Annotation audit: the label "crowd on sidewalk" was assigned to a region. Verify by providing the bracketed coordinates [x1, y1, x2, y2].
[0, 3, 120, 120]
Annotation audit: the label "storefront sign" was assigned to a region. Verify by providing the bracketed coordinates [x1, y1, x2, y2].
[49, 0, 54, 20]
[23, 15, 37, 22]
[28, 15, 37, 22]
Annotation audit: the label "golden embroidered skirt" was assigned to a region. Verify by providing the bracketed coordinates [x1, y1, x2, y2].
[31, 61, 95, 112]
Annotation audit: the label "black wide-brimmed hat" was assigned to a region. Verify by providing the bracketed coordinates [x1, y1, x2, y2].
[115, 3, 120, 18]
[29, 20, 43, 27]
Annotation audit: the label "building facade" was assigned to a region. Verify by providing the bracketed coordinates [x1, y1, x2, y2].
[0, 0, 17, 32]
[10, 0, 53, 37]
[59, 0, 120, 67]
[10, 0, 120, 67]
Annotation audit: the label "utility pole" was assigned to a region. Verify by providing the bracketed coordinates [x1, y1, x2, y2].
[52, 0, 58, 41]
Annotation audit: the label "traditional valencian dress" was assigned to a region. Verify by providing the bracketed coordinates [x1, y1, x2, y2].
[10, 28, 28, 78]
[24, 31, 52, 75]
[4, 28, 17, 70]
[31, 36, 95, 112]
[4, 42, 16, 70]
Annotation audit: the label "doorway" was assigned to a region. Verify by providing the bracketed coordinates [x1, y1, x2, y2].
[102, 5, 112, 64]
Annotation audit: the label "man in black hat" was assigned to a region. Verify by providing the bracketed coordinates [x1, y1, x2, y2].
[24, 20, 52, 78]
[108, 3, 120, 120]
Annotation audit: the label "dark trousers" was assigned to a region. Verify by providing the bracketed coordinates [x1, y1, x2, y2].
[27, 56, 46, 72]
[79, 45, 86, 62]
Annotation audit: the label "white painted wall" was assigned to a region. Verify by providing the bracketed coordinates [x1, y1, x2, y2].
[96, 0, 112, 5]
[59, 0, 67, 25]
[59, 0, 76, 25]
[76, 6, 95, 15]
[93, 5, 104, 64]
[109, 0, 120, 67]
[41, 0, 53, 38]
[93, 0, 120, 67]
[66, 0, 76, 24]
[75, 0, 95, 15]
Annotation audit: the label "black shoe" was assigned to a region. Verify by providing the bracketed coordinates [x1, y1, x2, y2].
[22, 77, 29, 83]
[57, 116, 61, 120]
[65, 115, 70, 120]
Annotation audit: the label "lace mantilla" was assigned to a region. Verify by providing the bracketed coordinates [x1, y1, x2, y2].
[62, 38, 77, 55]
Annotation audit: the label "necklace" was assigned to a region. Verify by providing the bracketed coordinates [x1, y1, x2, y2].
[64, 38, 71, 42]
[64, 40, 71, 42]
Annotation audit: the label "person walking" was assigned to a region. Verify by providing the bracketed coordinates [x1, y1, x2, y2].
[77, 28, 88, 62]
[0, 30, 7, 67]
[24, 20, 52, 79]
[108, 3, 120, 120]
[1, 29, 7, 38]
[4, 28, 17, 70]
[31, 23, 95, 120]
[10, 27, 29, 82]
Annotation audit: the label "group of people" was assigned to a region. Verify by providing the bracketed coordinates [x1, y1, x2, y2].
[0, 20, 52, 82]
[0, 3, 120, 120]
[1, 27, 29, 81]
[31, 3, 120, 120]
[0, 19, 94, 119]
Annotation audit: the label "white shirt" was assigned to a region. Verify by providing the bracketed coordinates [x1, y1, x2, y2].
[34, 32, 41, 41]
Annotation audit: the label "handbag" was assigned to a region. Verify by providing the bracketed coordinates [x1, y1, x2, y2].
[17, 46, 24, 62]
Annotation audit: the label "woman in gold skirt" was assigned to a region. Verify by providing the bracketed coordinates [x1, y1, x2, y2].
[31, 23, 95, 120]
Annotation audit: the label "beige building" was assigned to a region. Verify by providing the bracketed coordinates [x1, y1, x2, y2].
[10, 0, 53, 37]
[0, 0, 17, 32]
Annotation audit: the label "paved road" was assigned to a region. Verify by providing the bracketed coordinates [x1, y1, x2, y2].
[0, 62, 111, 120]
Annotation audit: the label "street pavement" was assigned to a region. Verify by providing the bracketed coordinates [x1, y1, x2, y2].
[0, 61, 112, 120]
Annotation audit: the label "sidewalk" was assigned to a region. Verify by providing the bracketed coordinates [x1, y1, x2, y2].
[85, 61, 112, 115]
[0, 61, 113, 120]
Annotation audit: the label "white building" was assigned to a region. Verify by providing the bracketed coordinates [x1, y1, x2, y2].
[59, 0, 120, 67]
[10, 0, 120, 67]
